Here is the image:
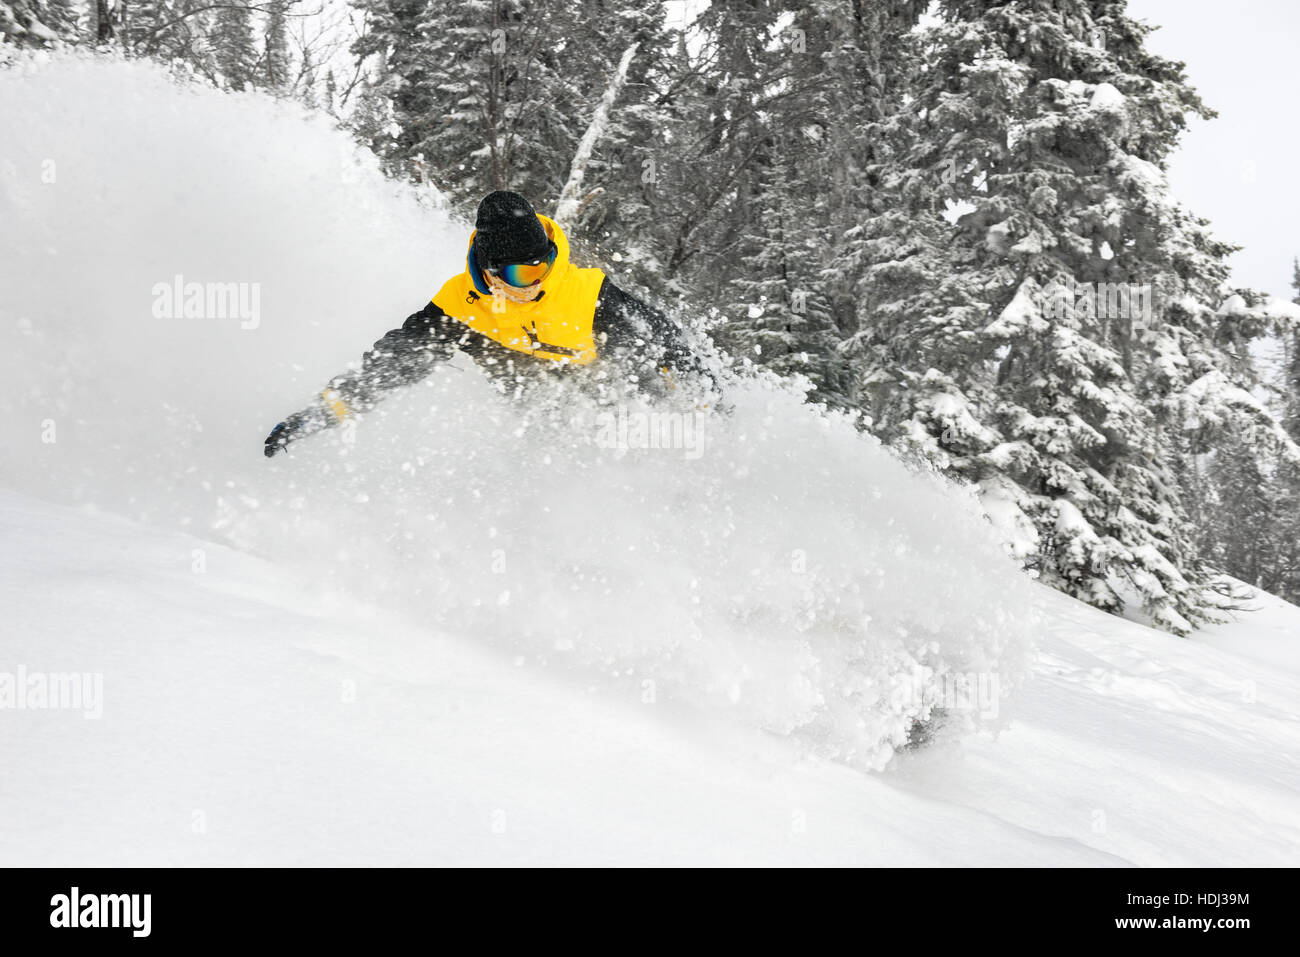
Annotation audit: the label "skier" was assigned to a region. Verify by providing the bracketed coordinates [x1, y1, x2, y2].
[264, 190, 705, 457]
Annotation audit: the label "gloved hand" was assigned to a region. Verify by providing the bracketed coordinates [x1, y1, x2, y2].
[264, 405, 336, 457]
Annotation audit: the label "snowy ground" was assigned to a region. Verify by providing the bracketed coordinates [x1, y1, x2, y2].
[3, 489, 1298, 866]
[2, 53, 1298, 867]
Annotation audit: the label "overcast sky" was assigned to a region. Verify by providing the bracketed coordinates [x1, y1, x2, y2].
[1127, 0, 1299, 298]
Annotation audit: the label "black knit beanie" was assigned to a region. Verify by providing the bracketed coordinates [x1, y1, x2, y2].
[473, 191, 550, 268]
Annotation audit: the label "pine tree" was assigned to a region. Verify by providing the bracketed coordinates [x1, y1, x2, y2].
[348, 0, 667, 208]
[669, 1, 926, 408]
[546, 2, 675, 283]
[707, 3, 851, 405]
[324, 68, 339, 115]
[1282, 259, 1300, 440]
[211, 3, 257, 91]
[1, 0, 79, 45]
[91, 0, 112, 42]
[124, 0, 217, 82]
[44, 0, 77, 38]
[843, 0, 1288, 633]
[298, 42, 318, 107]
[1264, 262, 1300, 601]
[263, 0, 290, 92]
[1200, 429, 1285, 593]
[725, 161, 855, 405]
[345, 67, 394, 152]
[624, 0, 784, 340]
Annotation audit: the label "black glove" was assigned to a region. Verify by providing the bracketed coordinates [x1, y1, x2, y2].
[264, 406, 335, 457]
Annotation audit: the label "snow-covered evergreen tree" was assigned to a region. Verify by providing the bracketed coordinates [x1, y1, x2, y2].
[1258, 262, 1300, 601]
[348, 0, 668, 212]
[843, 0, 1290, 632]
[263, 0, 290, 92]
[1200, 429, 1285, 592]
[122, 0, 218, 83]
[211, 3, 257, 90]
[298, 42, 317, 107]
[1, 0, 79, 45]
[725, 158, 855, 405]
[687, 0, 926, 408]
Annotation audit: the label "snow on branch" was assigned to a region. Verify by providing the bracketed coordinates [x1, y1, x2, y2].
[553, 42, 638, 231]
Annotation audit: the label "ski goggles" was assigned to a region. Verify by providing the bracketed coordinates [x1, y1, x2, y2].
[484, 243, 558, 288]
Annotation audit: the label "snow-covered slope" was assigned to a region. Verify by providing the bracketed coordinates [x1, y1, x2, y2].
[4, 488, 1297, 866]
[2, 53, 1298, 866]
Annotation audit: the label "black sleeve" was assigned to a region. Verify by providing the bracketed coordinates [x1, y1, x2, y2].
[327, 300, 460, 412]
[592, 277, 702, 379]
